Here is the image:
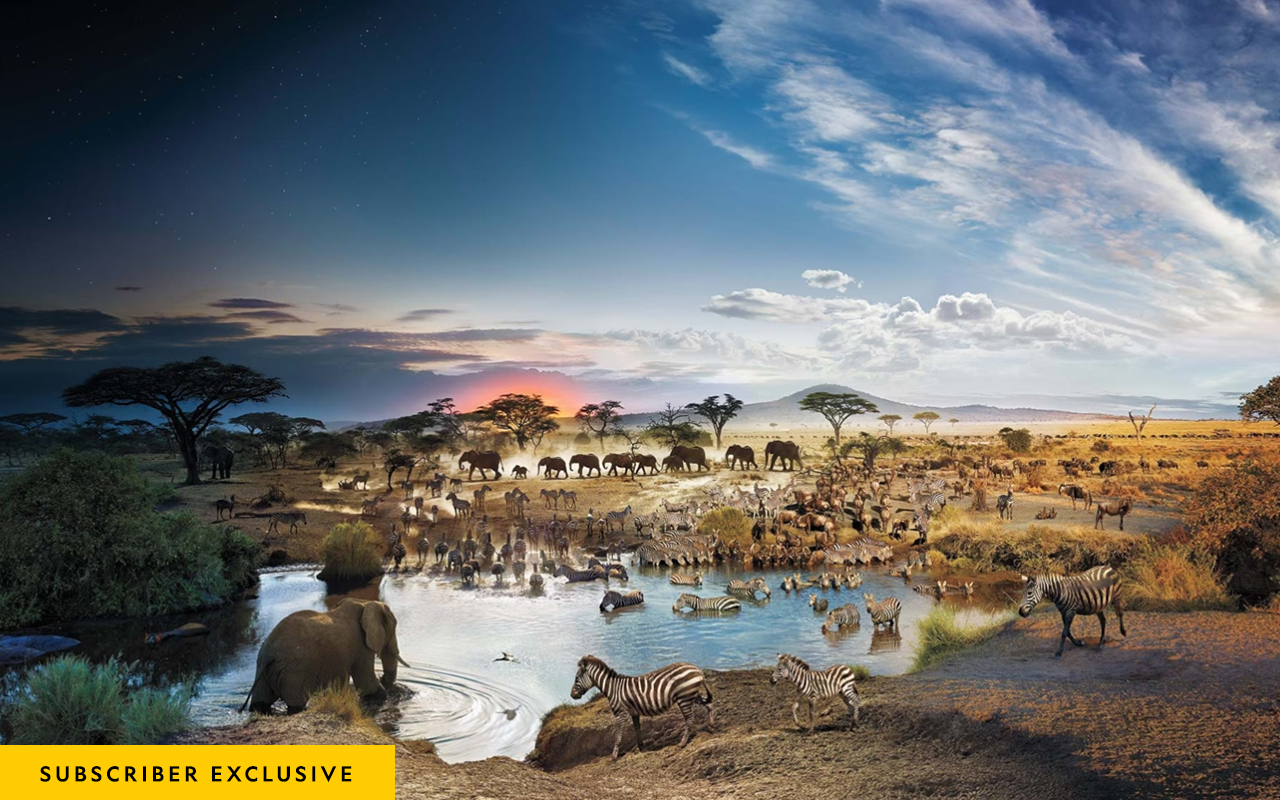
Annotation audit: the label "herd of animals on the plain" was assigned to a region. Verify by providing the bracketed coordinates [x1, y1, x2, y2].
[232, 434, 1138, 757]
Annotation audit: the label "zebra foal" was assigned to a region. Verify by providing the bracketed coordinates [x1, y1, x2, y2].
[1019, 565, 1127, 658]
[770, 653, 860, 732]
[570, 655, 714, 759]
[672, 593, 740, 613]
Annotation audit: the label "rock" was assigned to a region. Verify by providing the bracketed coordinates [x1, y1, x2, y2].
[145, 623, 211, 645]
[0, 634, 80, 665]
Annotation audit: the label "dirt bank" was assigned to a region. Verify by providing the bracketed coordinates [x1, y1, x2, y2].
[182, 608, 1280, 799]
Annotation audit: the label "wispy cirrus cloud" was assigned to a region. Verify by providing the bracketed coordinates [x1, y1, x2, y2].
[662, 52, 713, 87]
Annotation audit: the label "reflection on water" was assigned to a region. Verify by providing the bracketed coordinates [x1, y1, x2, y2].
[6, 562, 1015, 763]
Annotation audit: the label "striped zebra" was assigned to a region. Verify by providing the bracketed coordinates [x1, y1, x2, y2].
[672, 593, 741, 613]
[266, 511, 307, 535]
[808, 594, 829, 612]
[670, 573, 703, 587]
[770, 653, 860, 732]
[1019, 565, 1127, 658]
[606, 505, 633, 532]
[862, 593, 902, 630]
[821, 603, 860, 634]
[600, 590, 645, 612]
[569, 655, 715, 759]
[726, 577, 771, 598]
[555, 564, 604, 583]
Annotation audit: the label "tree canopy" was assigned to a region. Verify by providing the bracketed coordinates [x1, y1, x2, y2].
[1240, 378, 1280, 425]
[575, 400, 624, 449]
[685, 394, 744, 449]
[0, 412, 67, 431]
[472, 393, 559, 451]
[62, 357, 286, 485]
[998, 427, 1034, 453]
[878, 414, 901, 435]
[914, 410, 941, 434]
[798, 391, 879, 444]
[644, 403, 702, 450]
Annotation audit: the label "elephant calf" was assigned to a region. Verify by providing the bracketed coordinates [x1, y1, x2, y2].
[241, 598, 410, 714]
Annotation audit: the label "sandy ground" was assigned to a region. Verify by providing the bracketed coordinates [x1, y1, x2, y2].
[179, 608, 1280, 799]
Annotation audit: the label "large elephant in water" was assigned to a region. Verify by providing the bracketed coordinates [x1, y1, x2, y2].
[725, 444, 757, 470]
[459, 450, 503, 481]
[538, 456, 568, 478]
[202, 445, 234, 480]
[242, 598, 408, 714]
[603, 452, 634, 477]
[670, 445, 709, 472]
[570, 454, 601, 477]
[765, 440, 802, 471]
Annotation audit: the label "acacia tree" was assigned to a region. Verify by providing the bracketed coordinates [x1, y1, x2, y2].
[383, 449, 419, 490]
[1241, 378, 1280, 425]
[473, 393, 559, 451]
[878, 414, 901, 435]
[0, 412, 67, 431]
[575, 400, 624, 450]
[799, 391, 879, 445]
[914, 411, 941, 435]
[846, 432, 906, 470]
[644, 403, 702, 450]
[685, 394, 744, 449]
[63, 357, 286, 485]
[949, 417, 960, 429]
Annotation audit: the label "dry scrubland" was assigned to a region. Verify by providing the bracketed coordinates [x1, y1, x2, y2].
[155, 418, 1280, 797]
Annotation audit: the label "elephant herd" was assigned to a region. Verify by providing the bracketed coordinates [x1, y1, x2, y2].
[515, 442, 805, 481]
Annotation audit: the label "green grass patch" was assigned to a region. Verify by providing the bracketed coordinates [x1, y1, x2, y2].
[317, 521, 384, 583]
[911, 606, 1014, 673]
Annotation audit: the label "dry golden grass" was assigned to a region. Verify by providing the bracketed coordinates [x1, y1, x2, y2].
[930, 506, 1140, 574]
[1123, 541, 1235, 611]
[304, 683, 380, 730]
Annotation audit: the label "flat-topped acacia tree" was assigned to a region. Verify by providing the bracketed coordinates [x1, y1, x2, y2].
[799, 391, 879, 445]
[62, 356, 286, 485]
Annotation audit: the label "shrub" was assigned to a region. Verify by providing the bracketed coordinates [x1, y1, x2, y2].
[1092, 439, 1111, 453]
[850, 664, 871, 682]
[318, 521, 384, 583]
[305, 682, 370, 727]
[1182, 452, 1280, 603]
[11, 655, 190, 745]
[912, 606, 1013, 672]
[0, 449, 261, 628]
[931, 516, 1139, 574]
[696, 507, 753, 548]
[1123, 541, 1235, 611]
[573, 432, 591, 446]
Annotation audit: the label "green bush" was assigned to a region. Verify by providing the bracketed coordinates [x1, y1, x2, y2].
[318, 521, 384, 583]
[0, 449, 261, 628]
[11, 656, 190, 745]
[696, 507, 753, 548]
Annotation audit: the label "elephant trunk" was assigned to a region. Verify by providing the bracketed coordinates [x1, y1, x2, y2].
[380, 647, 408, 689]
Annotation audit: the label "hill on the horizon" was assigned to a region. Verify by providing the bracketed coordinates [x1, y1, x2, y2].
[615, 383, 1115, 430]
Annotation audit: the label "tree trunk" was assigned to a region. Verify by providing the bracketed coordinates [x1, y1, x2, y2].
[178, 433, 201, 485]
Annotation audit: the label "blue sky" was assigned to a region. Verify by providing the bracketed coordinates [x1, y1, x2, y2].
[3, 0, 1279, 420]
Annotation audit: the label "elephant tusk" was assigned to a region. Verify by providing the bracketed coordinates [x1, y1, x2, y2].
[397, 655, 412, 668]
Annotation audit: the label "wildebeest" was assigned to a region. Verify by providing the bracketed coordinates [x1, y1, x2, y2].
[1057, 483, 1092, 510]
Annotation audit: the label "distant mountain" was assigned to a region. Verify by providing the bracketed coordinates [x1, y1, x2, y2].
[618, 383, 1115, 429]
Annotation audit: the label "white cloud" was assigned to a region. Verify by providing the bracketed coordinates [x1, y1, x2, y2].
[699, 129, 774, 168]
[662, 52, 713, 87]
[801, 269, 860, 292]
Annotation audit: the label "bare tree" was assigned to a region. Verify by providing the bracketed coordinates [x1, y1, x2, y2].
[1128, 403, 1157, 451]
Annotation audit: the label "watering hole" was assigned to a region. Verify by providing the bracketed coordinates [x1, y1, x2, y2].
[13, 562, 1014, 762]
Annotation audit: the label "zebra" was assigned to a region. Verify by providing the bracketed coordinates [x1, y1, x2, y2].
[528, 572, 544, 591]
[267, 510, 307, 535]
[512, 559, 526, 583]
[670, 573, 703, 587]
[351, 470, 370, 490]
[726, 577, 771, 599]
[555, 565, 604, 583]
[996, 485, 1014, 520]
[559, 489, 578, 510]
[808, 594, 829, 612]
[600, 590, 645, 612]
[821, 603, 860, 634]
[863, 593, 902, 630]
[569, 655, 714, 759]
[386, 531, 407, 569]
[770, 653, 860, 732]
[671, 593, 741, 613]
[1019, 565, 1127, 658]
[606, 505, 633, 533]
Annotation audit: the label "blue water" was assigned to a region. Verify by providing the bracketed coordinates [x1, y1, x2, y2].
[179, 562, 1009, 762]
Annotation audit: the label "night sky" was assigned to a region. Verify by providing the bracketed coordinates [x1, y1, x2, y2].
[3, 1, 1279, 421]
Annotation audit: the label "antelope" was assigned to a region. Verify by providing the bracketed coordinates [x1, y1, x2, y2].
[214, 495, 236, 521]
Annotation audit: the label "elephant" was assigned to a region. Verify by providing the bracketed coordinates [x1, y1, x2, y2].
[538, 456, 568, 478]
[202, 445, 234, 480]
[241, 598, 409, 714]
[570, 453, 601, 477]
[603, 453, 634, 477]
[725, 444, 758, 470]
[459, 450, 503, 481]
[765, 440, 803, 471]
[633, 454, 659, 475]
[670, 445, 709, 472]
[662, 455, 685, 472]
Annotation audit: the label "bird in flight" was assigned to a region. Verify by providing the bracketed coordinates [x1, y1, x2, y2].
[494, 652, 517, 662]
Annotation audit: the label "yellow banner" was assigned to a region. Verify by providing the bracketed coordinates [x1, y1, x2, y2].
[2, 745, 395, 800]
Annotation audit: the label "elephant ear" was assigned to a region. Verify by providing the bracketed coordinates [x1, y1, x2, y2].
[361, 602, 389, 654]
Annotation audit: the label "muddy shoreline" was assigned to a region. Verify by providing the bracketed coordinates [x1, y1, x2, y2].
[179, 608, 1280, 799]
